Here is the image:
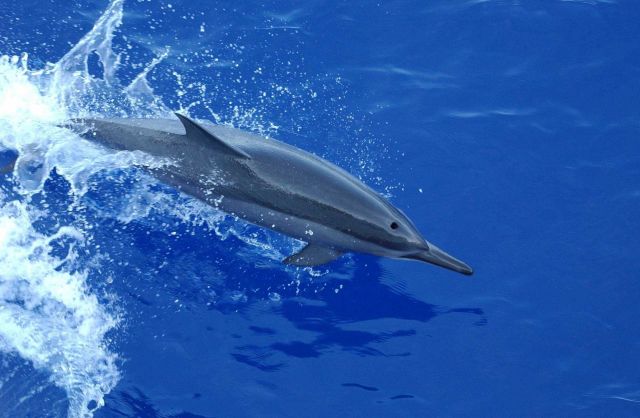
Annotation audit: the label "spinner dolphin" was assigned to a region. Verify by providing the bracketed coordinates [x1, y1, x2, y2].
[72, 114, 473, 275]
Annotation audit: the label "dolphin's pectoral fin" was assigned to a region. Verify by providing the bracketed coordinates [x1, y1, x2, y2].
[175, 113, 251, 159]
[283, 244, 344, 266]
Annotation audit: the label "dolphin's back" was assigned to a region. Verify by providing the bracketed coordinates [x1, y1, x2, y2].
[91, 117, 400, 221]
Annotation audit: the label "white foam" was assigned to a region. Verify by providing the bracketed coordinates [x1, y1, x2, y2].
[0, 2, 130, 416]
[0, 200, 120, 417]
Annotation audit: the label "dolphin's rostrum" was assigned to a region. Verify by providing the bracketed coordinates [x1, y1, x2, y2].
[73, 114, 473, 275]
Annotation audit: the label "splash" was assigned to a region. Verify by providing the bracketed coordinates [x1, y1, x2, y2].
[0, 201, 119, 417]
[0, 0, 164, 416]
[36, 0, 169, 118]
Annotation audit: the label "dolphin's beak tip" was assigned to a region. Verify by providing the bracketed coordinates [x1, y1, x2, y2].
[456, 259, 474, 276]
[450, 261, 473, 276]
[412, 244, 474, 276]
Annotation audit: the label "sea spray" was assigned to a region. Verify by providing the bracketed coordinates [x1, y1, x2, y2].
[0, 1, 133, 416]
[0, 201, 120, 417]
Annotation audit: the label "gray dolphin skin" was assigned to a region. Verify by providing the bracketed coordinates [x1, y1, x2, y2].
[73, 114, 473, 275]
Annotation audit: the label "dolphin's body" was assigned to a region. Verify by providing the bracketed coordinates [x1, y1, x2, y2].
[75, 114, 472, 275]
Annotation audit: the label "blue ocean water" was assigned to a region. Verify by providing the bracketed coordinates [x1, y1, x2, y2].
[0, 0, 639, 417]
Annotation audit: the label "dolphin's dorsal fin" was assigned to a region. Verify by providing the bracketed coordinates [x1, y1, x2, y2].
[175, 113, 250, 159]
[283, 244, 343, 266]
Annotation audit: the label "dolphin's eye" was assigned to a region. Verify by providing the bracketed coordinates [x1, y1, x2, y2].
[390, 222, 399, 230]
